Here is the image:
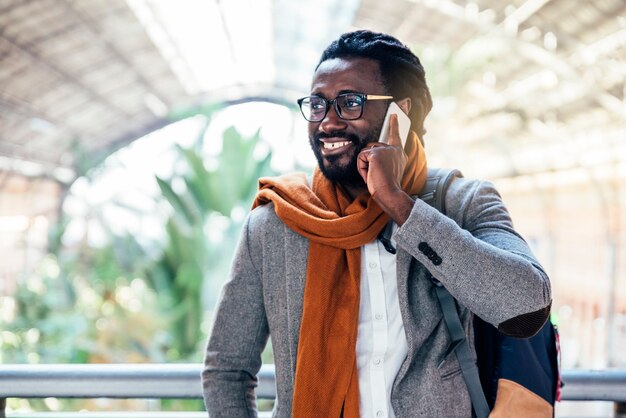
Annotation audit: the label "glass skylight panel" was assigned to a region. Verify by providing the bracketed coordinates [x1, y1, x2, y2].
[127, 0, 237, 94]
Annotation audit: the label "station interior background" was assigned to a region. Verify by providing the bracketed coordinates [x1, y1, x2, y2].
[0, 0, 625, 415]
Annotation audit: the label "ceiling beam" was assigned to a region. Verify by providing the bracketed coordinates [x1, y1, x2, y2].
[214, 0, 238, 66]
[126, 0, 204, 94]
[0, 93, 81, 138]
[394, 0, 466, 41]
[0, 0, 40, 17]
[503, 0, 554, 29]
[0, 31, 133, 118]
[60, 0, 173, 110]
[398, 0, 625, 120]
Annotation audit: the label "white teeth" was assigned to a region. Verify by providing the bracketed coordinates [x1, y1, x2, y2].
[323, 141, 350, 150]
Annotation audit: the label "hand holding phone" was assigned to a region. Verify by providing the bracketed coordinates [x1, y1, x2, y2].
[378, 102, 411, 148]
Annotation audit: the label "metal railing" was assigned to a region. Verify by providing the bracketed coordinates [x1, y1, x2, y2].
[1, 364, 625, 417]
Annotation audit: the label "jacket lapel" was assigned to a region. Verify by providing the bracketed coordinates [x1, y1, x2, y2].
[394, 247, 443, 381]
[284, 225, 309, 381]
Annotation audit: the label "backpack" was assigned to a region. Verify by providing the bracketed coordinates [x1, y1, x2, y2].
[418, 167, 562, 418]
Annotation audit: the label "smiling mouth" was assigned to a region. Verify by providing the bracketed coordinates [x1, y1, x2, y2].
[322, 141, 351, 150]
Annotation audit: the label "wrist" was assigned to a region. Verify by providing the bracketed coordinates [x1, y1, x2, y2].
[373, 188, 414, 226]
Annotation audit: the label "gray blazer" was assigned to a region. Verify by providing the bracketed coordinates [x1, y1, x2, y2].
[202, 177, 551, 417]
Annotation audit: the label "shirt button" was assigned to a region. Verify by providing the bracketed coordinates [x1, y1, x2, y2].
[375, 313, 383, 320]
[373, 357, 382, 366]
[369, 262, 377, 269]
[376, 411, 384, 417]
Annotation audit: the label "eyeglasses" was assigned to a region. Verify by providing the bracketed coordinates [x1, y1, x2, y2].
[297, 93, 393, 122]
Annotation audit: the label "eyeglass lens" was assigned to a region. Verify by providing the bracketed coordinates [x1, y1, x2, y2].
[300, 94, 364, 122]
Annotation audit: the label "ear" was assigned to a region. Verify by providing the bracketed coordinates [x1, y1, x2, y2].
[396, 97, 411, 116]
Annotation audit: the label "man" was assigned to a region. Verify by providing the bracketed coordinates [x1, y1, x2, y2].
[202, 30, 551, 417]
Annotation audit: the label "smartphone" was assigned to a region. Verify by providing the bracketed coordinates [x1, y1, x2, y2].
[378, 101, 411, 148]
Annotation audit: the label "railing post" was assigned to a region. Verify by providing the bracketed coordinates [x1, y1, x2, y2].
[0, 397, 6, 418]
[616, 401, 626, 418]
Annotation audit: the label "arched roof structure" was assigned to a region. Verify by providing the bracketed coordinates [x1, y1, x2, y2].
[0, 0, 624, 182]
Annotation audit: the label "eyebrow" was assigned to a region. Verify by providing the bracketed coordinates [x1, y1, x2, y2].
[337, 89, 360, 95]
[308, 89, 362, 98]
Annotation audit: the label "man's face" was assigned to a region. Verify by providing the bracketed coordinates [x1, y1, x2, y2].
[307, 57, 389, 185]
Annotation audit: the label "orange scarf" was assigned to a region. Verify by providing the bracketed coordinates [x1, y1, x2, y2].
[253, 132, 427, 417]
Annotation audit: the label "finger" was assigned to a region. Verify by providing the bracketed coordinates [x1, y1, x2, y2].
[357, 148, 373, 166]
[388, 114, 401, 147]
[357, 149, 370, 181]
[357, 148, 369, 164]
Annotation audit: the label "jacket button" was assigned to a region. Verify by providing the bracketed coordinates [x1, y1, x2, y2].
[433, 256, 442, 266]
[418, 242, 428, 252]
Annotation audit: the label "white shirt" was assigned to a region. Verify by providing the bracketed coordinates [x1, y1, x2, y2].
[356, 227, 408, 418]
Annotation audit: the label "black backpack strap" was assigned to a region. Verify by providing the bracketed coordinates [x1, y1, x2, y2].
[418, 167, 463, 209]
[432, 279, 490, 418]
[420, 168, 490, 418]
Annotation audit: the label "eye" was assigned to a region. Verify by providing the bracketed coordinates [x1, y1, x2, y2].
[341, 94, 363, 109]
[310, 100, 326, 111]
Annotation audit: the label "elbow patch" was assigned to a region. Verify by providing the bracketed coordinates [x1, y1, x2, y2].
[497, 302, 552, 338]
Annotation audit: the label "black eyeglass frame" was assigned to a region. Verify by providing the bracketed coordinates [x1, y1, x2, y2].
[296, 93, 394, 122]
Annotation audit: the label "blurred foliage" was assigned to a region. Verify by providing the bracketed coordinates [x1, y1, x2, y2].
[0, 113, 275, 413]
[1, 241, 161, 365]
[150, 123, 273, 360]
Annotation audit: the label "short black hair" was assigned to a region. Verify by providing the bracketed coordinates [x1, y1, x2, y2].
[317, 30, 432, 137]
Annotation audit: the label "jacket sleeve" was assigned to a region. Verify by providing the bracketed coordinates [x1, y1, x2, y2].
[202, 210, 269, 417]
[393, 178, 551, 337]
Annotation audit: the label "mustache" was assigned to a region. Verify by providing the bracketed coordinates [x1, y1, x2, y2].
[314, 131, 360, 144]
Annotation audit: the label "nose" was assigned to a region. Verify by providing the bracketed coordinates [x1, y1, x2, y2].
[319, 103, 347, 133]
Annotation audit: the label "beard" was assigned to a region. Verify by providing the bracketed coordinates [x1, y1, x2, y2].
[309, 122, 383, 187]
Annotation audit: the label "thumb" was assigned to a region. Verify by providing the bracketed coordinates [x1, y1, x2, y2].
[388, 114, 401, 147]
